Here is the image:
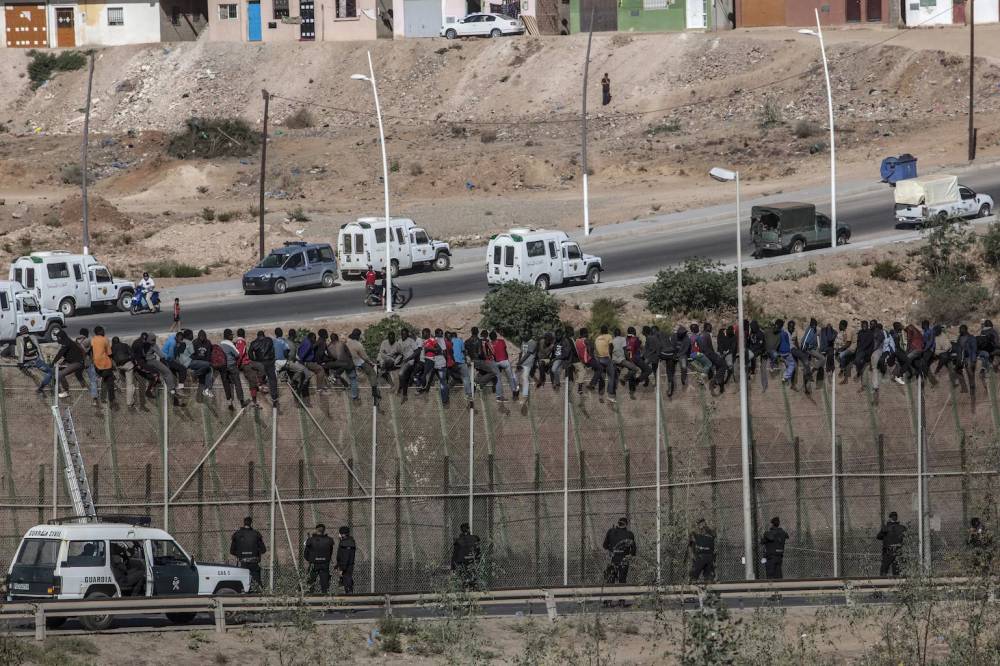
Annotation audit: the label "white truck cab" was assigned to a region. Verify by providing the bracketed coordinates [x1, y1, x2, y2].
[0, 280, 64, 342]
[894, 175, 994, 226]
[486, 229, 603, 290]
[9, 252, 136, 317]
[338, 217, 452, 279]
[4, 521, 250, 630]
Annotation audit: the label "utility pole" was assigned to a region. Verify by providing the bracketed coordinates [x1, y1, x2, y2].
[81, 51, 95, 255]
[580, 5, 595, 237]
[969, 0, 976, 161]
[259, 89, 270, 262]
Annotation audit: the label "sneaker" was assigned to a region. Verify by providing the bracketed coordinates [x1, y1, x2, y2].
[894, 377, 906, 386]
[513, 388, 520, 401]
[58, 391, 69, 399]
[203, 388, 215, 398]
[176, 383, 185, 390]
[608, 396, 617, 404]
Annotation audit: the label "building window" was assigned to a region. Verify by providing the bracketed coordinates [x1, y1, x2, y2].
[642, 0, 668, 8]
[219, 3, 238, 18]
[336, 0, 356, 18]
[107, 7, 124, 25]
[273, 0, 289, 18]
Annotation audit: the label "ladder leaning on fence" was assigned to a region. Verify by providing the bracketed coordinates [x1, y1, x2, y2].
[51, 406, 97, 520]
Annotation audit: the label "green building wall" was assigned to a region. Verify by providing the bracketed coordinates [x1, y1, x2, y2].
[570, 0, 702, 33]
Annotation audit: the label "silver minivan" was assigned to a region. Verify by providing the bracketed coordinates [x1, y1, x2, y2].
[242, 242, 338, 295]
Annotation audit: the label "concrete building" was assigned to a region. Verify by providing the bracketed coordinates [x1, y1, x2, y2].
[566, 0, 722, 33]
[204, 0, 392, 41]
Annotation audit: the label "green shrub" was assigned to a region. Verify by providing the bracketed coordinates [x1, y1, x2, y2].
[870, 259, 905, 282]
[641, 258, 754, 315]
[289, 206, 309, 222]
[919, 274, 990, 324]
[981, 221, 1000, 268]
[283, 108, 314, 129]
[27, 50, 86, 89]
[586, 297, 625, 334]
[918, 217, 978, 283]
[389, 159, 400, 173]
[216, 211, 235, 222]
[167, 117, 260, 159]
[480, 282, 561, 345]
[793, 119, 821, 138]
[758, 97, 782, 129]
[817, 282, 841, 297]
[142, 260, 203, 278]
[200, 207, 215, 221]
[60, 164, 83, 185]
[362, 315, 418, 360]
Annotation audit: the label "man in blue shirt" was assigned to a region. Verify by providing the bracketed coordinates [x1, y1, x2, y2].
[447, 331, 473, 408]
[778, 320, 796, 385]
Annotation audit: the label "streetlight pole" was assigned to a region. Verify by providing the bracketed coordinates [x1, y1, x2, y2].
[969, 0, 976, 161]
[352, 51, 392, 314]
[800, 9, 837, 248]
[709, 166, 754, 580]
[258, 89, 270, 263]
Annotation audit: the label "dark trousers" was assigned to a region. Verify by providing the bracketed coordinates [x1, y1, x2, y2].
[220, 367, 245, 404]
[261, 361, 279, 402]
[880, 549, 901, 576]
[764, 555, 783, 579]
[690, 554, 715, 582]
[97, 367, 116, 403]
[604, 559, 629, 584]
[308, 562, 331, 593]
[339, 565, 354, 594]
[240, 559, 263, 590]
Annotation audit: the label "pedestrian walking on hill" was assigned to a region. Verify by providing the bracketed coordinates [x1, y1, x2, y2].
[169, 298, 181, 333]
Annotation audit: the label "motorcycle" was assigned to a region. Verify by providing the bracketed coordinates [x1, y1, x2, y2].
[365, 284, 412, 309]
[129, 288, 161, 315]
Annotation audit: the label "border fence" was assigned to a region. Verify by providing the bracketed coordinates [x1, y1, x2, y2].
[0, 364, 997, 593]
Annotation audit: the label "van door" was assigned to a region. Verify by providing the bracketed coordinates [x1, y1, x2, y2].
[410, 229, 434, 264]
[304, 247, 324, 285]
[90, 267, 114, 304]
[524, 239, 547, 285]
[562, 243, 586, 281]
[149, 540, 198, 596]
[72, 261, 90, 308]
[282, 251, 307, 287]
[547, 240, 563, 284]
[0, 289, 13, 340]
[394, 226, 413, 270]
[44, 261, 72, 311]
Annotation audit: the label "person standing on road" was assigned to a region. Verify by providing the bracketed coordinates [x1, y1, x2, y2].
[230, 516, 266, 591]
[304, 523, 335, 594]
[335, 526, 356, 595]
[688, 518, 716, 583]
[876, 511, 906, 576]
[761, 516, 789, 580]
[451, 523, 482, 590]
[601, 73, 611, 106]
[602, 517, 636, 585]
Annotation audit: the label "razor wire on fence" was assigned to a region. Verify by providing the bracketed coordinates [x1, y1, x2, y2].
[1, 363, 999, 593]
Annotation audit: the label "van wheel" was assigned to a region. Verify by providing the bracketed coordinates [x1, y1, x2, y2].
[836, 233, 848, 246]
[321, 272, 336, 288]
[80, 591, 113, 631]
[45, 617, 67, 629]
[980, 204, 992, 219]
[166, 612, 197, 625]
[117, 290, 134, 312]
[341, 271, 352, 281]
[790, 239, 805, 254]
[937, 211, 950, 223]
[445, 28, 457, 39]
[45, 322, 63, 343]
[58, 298, 76, 318]
[433, 253, 451, 271]
[535, 274, 550, 291]
[272, 278, 287, 295]
[390, 260, 399, 279]
[214, 585, 244, 624]
[586, 266, 600, 284]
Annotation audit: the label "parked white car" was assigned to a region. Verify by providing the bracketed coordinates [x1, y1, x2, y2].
[441, 13, 524, 39]
[894, 175, 993, 226]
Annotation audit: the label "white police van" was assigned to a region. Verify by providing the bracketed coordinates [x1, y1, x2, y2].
[9, 251, 136, 317]
[486, 228, 603, 290]
[3, 520, 250, 630]
[337, 217, 452, 279]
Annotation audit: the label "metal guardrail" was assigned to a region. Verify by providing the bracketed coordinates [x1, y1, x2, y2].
[2, 577, 967, 641]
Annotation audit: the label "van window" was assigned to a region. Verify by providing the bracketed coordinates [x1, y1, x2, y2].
[94, 268, 112, 283]
[25, 268, 34, 289]
[318, 246, 335, 262]
[504, 246, 514, 267]
[152, 540, 189, 566]
[343, 235, 353, 254]
[354, 234, 364, 254]
[284, 252, 304, 269]
[0, 293, 7, 311]
[73, 264, 83, 282]
[47, 263, 70, 280]
[13, 268, 21, 285]
[566, 244, 582, 260]
[493, 246, 502, 265]
[306, 248, 321, 264]
[549, 242, 558, 259]
[16, 539, 59, 566]
[21, 297, 39, 313]
[526, 241, 545, 258]
[414, 231, 429, 245]
[396, 228, 404, 245]
[65, 540, 106, 567]
[374, 228, 386, 244]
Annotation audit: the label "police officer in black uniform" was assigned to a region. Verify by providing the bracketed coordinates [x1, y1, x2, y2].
[336, 526, 357, 594]
[303, 523, 335, 594]
[688, 518, 716, 582]
[451, 523, 482, 589]
[229, 516, 266, 591]
[602, 517, 637, 585]
[761, 516, 789, 579]
[877, 511, 906, 576]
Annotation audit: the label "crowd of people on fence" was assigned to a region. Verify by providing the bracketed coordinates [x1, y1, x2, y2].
[11, 315, 999, 412]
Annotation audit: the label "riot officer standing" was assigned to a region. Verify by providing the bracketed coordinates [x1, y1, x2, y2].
[451, 523, 482, 589]
[303, 523, 335, 594]
[336, 526, 357, 594]
[602, 517, 637, 585]
[229, 516, 266, 591]
[877, 511, 906, 576]
[688, 518, 716, 582]
[761, 516, 789, 579]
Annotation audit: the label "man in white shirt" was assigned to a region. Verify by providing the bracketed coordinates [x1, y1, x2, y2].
[138, 272, 156, 311]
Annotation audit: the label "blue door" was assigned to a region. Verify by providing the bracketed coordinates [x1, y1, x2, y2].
[247, 1, 262, 41]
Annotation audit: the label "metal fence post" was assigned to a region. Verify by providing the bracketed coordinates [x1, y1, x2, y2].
[832, 374, 839, 578]
[468, 397, 474, 529]
[162, 387, 169, 532]
[370, 403, 377, 594]
[269, 406, 278, 593]
[655, 363, 662, 584]
[562, 377, 569, 586]
[51, 364, 59, 520]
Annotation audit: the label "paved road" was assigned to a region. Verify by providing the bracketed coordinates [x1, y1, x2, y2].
[66, 170, 1000, 338]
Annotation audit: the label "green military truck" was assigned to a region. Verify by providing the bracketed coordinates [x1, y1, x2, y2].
[750, 202, 851, 258]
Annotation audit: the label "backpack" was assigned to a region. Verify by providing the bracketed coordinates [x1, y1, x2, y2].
[210, 344, 227, 369]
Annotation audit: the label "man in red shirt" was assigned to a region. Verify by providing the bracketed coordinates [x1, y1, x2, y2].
[491, 329, 519, 401]
[364, 266, 377, 300]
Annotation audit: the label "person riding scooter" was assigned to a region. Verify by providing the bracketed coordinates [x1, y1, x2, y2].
[138, 272, 156, 312]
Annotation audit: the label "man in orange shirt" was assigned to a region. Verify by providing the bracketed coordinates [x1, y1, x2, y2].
[91, 326, 116, 408]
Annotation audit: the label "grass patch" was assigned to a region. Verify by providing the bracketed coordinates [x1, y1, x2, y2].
[27, 50, 86, 90]
[288, 206, 309, 222]
[648, 119, 681, 135]
[480, 129, 497, 144]
[758, 97, 783, 130]
[200, 207, 216, 222]
[167, 117, 260, 159]
[870, 259, 905, 282]
[60, 164, 83, 185]
[409, 162, 424, 177]
[143, 260, 204, 278]
[817, 282, 841, 297]
[283, 108, 314, 129]
[793, 119, 821, 138]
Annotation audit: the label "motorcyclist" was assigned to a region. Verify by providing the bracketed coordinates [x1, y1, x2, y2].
[138, 272, 157, 312]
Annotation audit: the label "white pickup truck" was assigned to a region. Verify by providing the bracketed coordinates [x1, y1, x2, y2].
[894, 175, 993, 226]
